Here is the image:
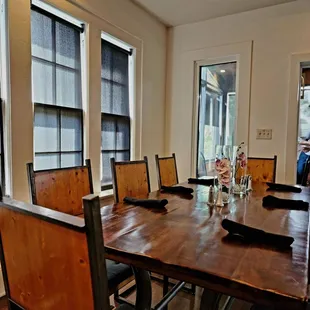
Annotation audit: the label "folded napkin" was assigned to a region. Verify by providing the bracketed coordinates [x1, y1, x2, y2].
[266, 182, 302, 193]
[221, 219, 294, 248]
[123, 197, 168, 209]
[161, 185, 194, 194]
[188, 178, 214, 186]
[262, 195, 309, 211]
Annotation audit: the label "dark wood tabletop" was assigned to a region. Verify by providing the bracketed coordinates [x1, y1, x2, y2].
[101, 183, 310, 310]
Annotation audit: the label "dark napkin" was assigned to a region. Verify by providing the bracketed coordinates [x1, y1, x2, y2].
[123, 197, 168, 209]
[161, 185, 194, 194]
[262, 195, 309, 211]
[222, 219, 294, 248]
[188, 178, 214, 186]
[266, 182, 302, 193]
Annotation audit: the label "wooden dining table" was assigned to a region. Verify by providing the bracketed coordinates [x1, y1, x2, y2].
[101, 182, 310, 310]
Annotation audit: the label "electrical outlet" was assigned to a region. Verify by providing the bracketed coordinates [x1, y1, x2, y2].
[256, 129, 272, 140]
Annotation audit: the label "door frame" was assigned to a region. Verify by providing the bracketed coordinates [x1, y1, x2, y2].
[285, 53, 310, 184]
[190, 42, 252, 176]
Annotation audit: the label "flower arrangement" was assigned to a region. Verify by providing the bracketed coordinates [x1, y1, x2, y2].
[234, 142, 247, 177]
[215, 158, 231, 188]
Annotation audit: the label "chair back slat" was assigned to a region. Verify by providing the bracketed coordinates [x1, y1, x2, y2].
[155, 153, 179, 188]
[246, 156, 277, 183]
[27, 160, 93, 215]
[0, 195, 109, 310]
[111, 157, 151, 203]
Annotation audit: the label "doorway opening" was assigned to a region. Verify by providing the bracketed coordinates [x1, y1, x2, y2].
[297, 65, 310, 185]
[196, 62, 237, 177]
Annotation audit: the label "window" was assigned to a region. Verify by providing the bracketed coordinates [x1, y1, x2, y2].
[0, 98, 5, 193]
[196, 62, 237, 177]
[101, 40, 131, 189]
[31, 6, 83, 170]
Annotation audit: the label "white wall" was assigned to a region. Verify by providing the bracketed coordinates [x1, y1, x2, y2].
[166, 0, 310, 183]
[5, 0, 166, 200]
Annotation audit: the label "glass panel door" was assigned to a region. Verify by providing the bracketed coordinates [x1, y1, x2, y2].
[197, 62, 237, 177]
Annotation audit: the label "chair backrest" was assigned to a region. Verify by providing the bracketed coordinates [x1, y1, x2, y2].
[246, 156, 277, 183]
[0, 193, 110, 310]
[27, 159, 93, 215]
[111, 156, 151, 203]
[155, 153, 179, 188]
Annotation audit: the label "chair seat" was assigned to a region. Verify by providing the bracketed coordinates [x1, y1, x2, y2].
[107, 259, 133, 290]
[117, 304, 135, 310]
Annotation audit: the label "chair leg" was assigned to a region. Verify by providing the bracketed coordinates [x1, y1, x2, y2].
[191, 284, 196, 295]
[163, 276, 169, 310]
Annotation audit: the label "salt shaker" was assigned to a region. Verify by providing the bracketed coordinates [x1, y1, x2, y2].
[247, 175, 253, 191]
[215, 187, 224, 207]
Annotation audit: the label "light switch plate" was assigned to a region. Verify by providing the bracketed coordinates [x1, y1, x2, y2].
[256, 129, 272, 140]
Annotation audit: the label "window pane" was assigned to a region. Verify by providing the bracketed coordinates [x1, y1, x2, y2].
[112, 83, 129, 116]
[101, 45, 112, 80]
[101, 151, 114, 186]
[34, 106, 59, 152]
[32, 59, 55, 104]
[101, 41, 129, 116]
[55, 21, 80, 69]
[56, 66, 81, 108]
[61, 152, 82, 168]
[101, 79, 112, 113]
[113, 51, 128, 85]
[197, 62, 237, 177]
[31, 10, 53, 61]
[116, 118, 130, 150]
[35, 153, 59, 170]
[101, 116, 116, 150]
[61, 109, 82, 151]
[116, 150, 130, 162]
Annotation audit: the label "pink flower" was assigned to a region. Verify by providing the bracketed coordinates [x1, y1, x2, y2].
[238, 152, 247, 168]
[215, 158, 231, 188]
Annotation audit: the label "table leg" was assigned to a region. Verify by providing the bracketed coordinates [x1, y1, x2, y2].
[132, 267, 152, 310]
[163, 276, 169, 310]
[199, 288, 222, 310]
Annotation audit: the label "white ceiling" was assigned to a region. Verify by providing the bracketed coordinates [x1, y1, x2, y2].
[132, 0, 297, 26]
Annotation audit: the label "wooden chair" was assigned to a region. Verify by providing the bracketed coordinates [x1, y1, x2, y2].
[27, 159, 93, 216]
[27, 160, 133, 301]
[110, 156, 151, 202]
[0, 193, 134, 310]
[246, 156, 277, 183]
[155, 153, 179, 188]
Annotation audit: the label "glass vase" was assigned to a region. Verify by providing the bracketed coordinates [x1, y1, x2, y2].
[232, 143, 248, 196]
[215, 145, 233, 204]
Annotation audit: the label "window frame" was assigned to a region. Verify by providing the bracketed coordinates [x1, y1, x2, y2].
[100, 39, 132, 191]
[31, 5, 84, 170]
